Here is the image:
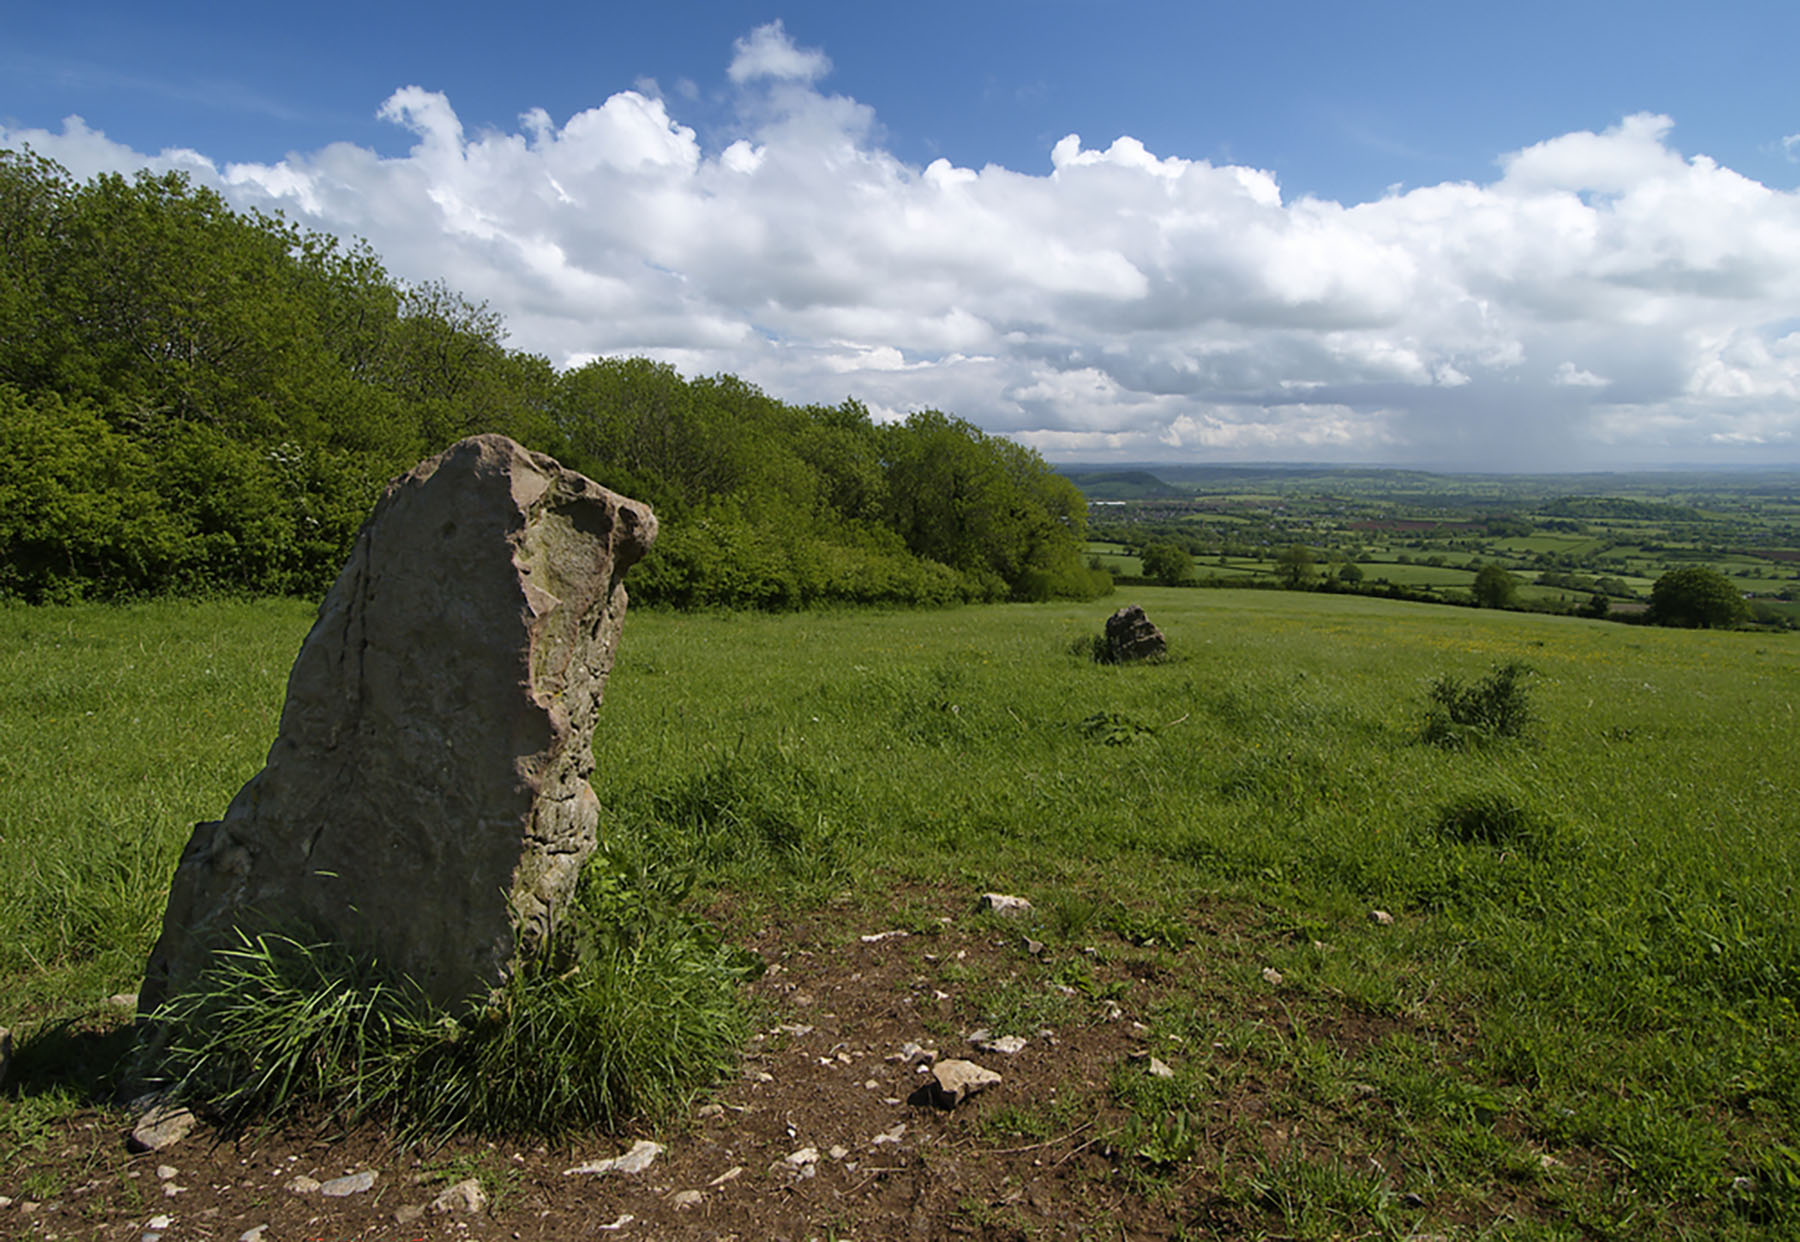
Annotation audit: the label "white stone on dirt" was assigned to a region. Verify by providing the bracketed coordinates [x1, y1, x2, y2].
[1262, 967, 1284, 985]
[891, 1041, 936, 1065]
[140, 435, 656, 1017]
[128, 1106, 197, 1154]
[670, 1189, 704, 1209]
[238, 1226, 268, 1242]
[155, 1165, 177, 1181]
[565, 1139, 664, 1176]
[430, 1177, 487, 1214]
[286, 1175, 322, 1194]
[930, 1058, 1003, 1106]
[971, 1032, 1028, 1056]
[785, 1146, 820, 1165]
[979, 893, 1033, 917]
[320, 1170, 378, 1197]
[1149, 1057, 1175, 1079]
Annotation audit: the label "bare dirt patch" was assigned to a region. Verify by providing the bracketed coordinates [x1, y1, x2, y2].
[5, 884, 1445, 1240]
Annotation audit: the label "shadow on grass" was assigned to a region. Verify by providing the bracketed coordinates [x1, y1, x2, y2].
[4, 1013, 140, 1108]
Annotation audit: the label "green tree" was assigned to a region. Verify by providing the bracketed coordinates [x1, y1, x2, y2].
[1471, 564, 1518, 609]
[1140, 541, 1192, 585]
[1650, 566, 1749, 629]
[879, 410, 1086, 598]
[1275, 543, 1316, 588]
[1335, 561, 1365, 585]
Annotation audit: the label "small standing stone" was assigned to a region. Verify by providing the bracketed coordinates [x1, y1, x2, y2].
[1102, 605, 1167, 663]
[139, 435, 657, 1018]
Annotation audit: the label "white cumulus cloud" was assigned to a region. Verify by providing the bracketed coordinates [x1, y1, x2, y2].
[728, 21, 831, 84]
[7, 45, 1800, 469]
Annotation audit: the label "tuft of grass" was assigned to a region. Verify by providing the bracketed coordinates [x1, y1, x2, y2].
[619, 745, 848, 890]
[1431, 789, 1559, 855]
[135, 852, 751, 1140]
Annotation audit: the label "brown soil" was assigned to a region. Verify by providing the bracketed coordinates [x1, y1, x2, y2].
[3, 884, 1437, 1241]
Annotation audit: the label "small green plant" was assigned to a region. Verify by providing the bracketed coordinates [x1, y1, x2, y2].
[1046, 892, 1100, 940]
[1079, 710, 1157, 745]
[1422, 660, 1535, 747]
[1121, 1108, 1202, 1168]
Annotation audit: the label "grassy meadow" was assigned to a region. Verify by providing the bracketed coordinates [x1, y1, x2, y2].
[4, 589, 1800, 1234]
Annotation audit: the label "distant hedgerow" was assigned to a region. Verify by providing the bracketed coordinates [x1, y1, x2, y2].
[1422, 661, 1535, 748]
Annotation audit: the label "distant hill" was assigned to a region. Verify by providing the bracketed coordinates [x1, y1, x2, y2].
[1054, 461, 1800, 505]
[1057, 469, 1185, 500]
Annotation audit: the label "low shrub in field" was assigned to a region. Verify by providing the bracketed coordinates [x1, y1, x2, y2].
[136, 855, 752, 1139]
[1421, 660, 1535, 748]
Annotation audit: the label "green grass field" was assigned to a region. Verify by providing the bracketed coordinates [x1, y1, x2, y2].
[4, 591, 1799, 1234]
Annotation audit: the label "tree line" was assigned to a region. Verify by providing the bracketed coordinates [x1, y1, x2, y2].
[0, 149, 1106, 608]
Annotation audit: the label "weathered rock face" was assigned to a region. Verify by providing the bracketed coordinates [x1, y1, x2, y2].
[1103, 605, 1166, 663]
[140, 435, 656, 1015]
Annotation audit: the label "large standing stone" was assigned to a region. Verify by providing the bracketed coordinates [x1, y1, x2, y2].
[140, 435, 656, 1015]
[1102, 605, 1166, 663]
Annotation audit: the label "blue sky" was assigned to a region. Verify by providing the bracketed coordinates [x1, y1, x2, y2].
[6, 2, 1800, 469]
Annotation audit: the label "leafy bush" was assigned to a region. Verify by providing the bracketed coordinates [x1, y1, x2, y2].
[1422, 661, 1535, 747]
